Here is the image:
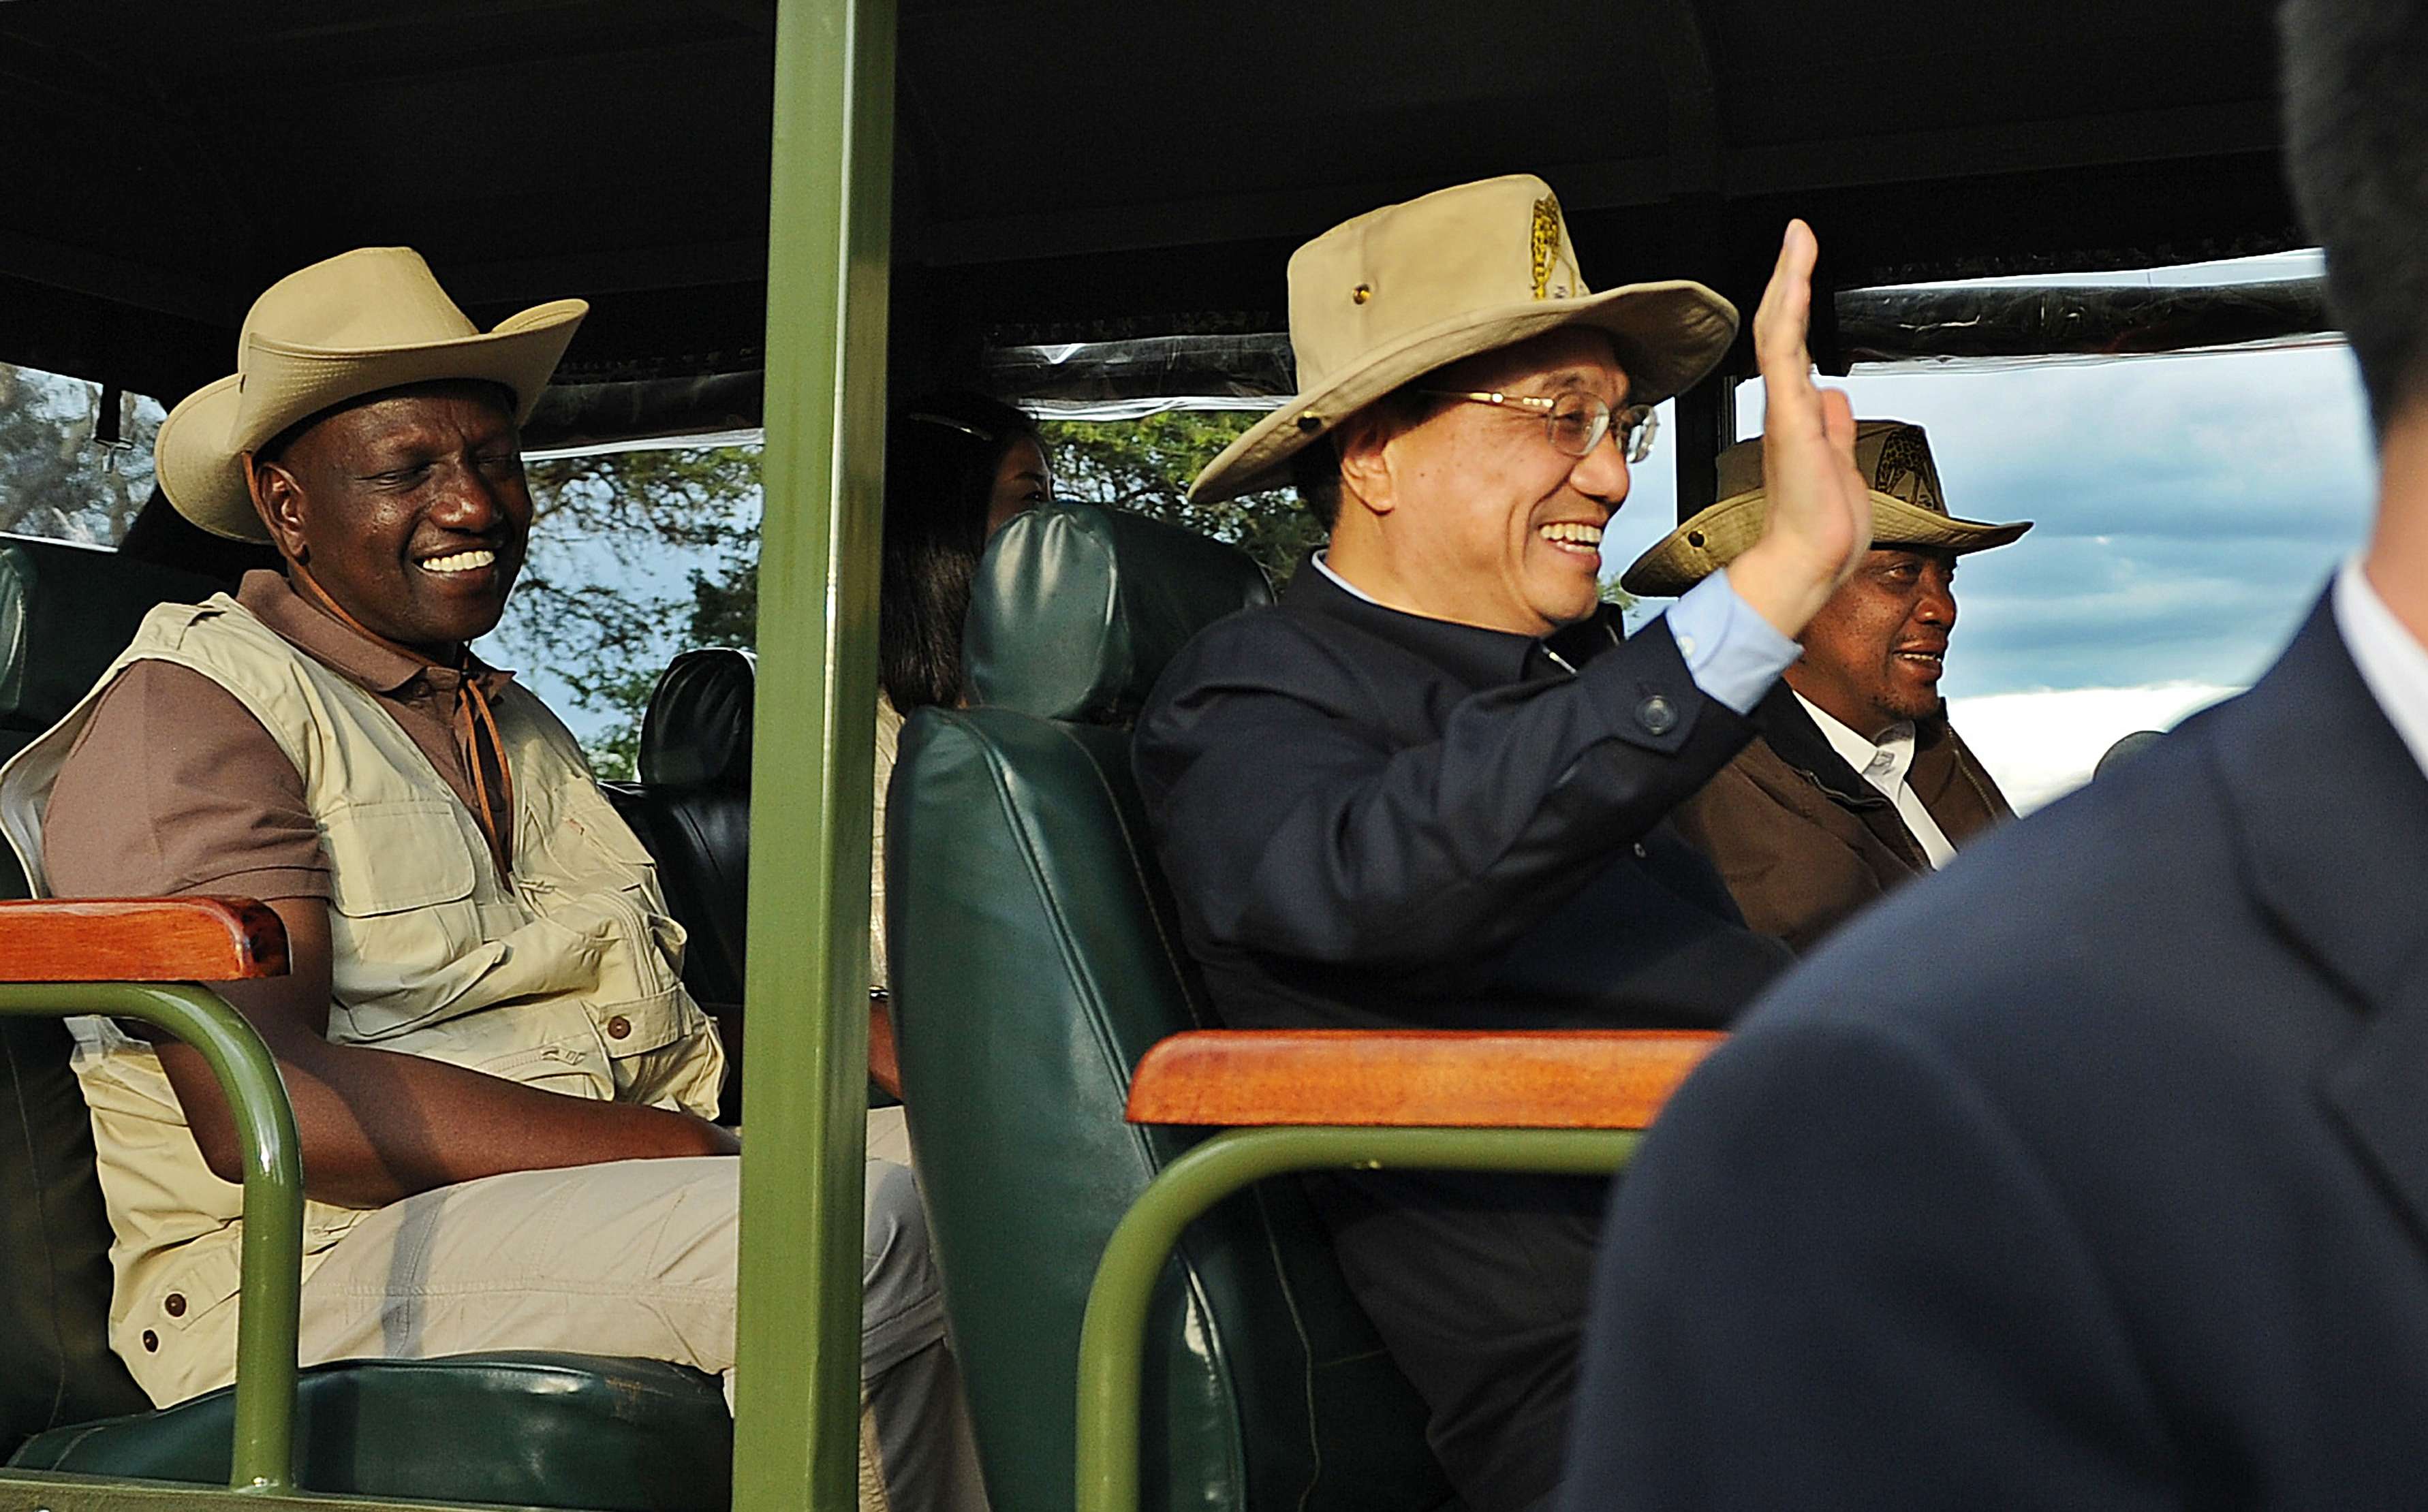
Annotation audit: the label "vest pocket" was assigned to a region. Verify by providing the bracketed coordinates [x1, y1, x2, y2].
[323, 801, 480, 915]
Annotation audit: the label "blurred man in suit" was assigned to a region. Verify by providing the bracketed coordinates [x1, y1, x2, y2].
[1559, 2, 2428, 1505]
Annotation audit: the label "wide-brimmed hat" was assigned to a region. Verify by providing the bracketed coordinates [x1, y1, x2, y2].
[155, 247, 587, 541]
[1189, 174, 1738, 504]
[1621, 420, 2032, 596]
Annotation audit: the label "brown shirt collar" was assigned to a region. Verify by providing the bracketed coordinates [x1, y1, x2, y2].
[234, 570, 516, 700]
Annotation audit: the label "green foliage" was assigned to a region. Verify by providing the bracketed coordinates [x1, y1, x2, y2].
[1041, 409, 1324, 586]
[506, 445, 764, 774]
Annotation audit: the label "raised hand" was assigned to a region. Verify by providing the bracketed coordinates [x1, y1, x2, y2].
[1724, 219, 1873, 639]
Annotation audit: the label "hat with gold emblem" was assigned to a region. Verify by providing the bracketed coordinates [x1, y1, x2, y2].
[1189, 174, 1739, 503]
[155, 247, 587, 542]
[1621, 419, 2032, 596]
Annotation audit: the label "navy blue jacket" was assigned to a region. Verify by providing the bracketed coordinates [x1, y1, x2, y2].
[1561, 595, 2428, 1509]
[1137, 563, 1793, 1512]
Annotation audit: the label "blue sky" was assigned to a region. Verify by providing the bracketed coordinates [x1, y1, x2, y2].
[1598, 257, 2378, 806]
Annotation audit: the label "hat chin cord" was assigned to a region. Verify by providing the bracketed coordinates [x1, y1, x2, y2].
[286, 553, 518, 880]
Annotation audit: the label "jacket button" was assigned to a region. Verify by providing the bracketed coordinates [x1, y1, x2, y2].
[1633, 842, 1649, 859]
[1635, 693, 1678, 736]
[142, 1329, 159, 1352]
[164, 1293, 187, 1318]
[606, 1015, 633, 1041]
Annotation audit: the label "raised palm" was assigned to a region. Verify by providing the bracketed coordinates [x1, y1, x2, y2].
[1729, 220, 1872, 637]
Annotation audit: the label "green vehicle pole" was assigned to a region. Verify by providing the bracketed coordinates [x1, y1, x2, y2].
[734, 0, 897, 1509]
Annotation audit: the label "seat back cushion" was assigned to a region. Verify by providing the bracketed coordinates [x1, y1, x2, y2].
[963, 501, 1272, 723]
[0, 536, 221, 1452]
[889, 731, 1448, 1508]
[632, 648, 756, 1014]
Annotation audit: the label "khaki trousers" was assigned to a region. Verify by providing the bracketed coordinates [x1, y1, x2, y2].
[294, 1139, 985, 1512]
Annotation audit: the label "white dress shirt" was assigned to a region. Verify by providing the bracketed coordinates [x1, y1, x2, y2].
[2333, 554, 2428, 783]
[1791, 691, 1959, 868]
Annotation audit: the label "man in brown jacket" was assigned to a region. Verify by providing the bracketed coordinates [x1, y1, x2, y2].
[1622, 420, 2028, 951]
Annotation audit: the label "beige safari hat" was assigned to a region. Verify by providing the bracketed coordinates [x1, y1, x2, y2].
[155, 247, 587, 541]
[1189, 174, 1739, 504]
[1621, 420, 2032, 596]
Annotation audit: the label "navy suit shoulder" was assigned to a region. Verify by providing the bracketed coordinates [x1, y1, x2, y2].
[1562, 595, 2428, 1510]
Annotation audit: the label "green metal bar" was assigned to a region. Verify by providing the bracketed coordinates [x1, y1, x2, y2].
[0, 983, 302, 1492]
[736, 0, 894, 1508]
[1074, 1126, 1640, 1512]
[0, 1467, 537, 1512]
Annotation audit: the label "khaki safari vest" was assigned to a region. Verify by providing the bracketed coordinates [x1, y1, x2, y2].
[0, 595, 726, 1405]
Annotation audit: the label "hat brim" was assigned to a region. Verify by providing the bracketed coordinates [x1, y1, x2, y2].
[1621, 487, 2033, 598]
[1188, 280, 1737, 505]
[155, 299, 587, 543]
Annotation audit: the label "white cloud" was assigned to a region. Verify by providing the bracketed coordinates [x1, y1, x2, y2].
[1947, 682, 2239, 813]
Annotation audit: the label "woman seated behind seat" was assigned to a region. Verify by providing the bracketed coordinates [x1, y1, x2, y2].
[866, 392, 1050, 1151]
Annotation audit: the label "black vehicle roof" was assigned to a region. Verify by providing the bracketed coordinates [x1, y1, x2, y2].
[2, 0, 2294, 407]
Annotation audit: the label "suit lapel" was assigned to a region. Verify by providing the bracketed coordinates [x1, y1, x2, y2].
[2213, 595, 2428, 1241]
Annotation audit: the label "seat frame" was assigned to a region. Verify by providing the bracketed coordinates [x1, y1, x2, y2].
[1072, 1030, 1724, 1512]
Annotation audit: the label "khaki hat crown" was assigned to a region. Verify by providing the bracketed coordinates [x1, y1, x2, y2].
[1189, 174, 1738, 503]
[155, 247, 587, 543]
[1621, 420, 2033, 597]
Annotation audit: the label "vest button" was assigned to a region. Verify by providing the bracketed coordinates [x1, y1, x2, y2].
[1635, 694, 1679, 736]
[606, 1015, 633, 1041]
[142, 1329, 159, 1352]
[164, 1292, 187, 1317]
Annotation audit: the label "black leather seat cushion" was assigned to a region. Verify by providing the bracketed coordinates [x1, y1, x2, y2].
[10, 1351, 731, 1512]
[0, 535, 222, 738]
[0, 536, 225, 1450]
[631, 648, 755, 1015]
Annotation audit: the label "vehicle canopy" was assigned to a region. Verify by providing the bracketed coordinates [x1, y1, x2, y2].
[3, 0, 2301, 437]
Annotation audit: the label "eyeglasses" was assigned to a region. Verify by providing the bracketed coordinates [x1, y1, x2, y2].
[1420, 389, 1659, 463]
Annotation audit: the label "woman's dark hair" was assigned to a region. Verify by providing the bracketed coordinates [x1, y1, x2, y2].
[880, 390, 1040, 710]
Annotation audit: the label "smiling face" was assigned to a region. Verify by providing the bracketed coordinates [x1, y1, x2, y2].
[248, 380, 531, 661]
[1332, 326, 1632, 637]
[1784, 546, 1960, 736]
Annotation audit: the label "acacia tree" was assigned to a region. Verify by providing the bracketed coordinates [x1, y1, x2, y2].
[1040, 409, 1324, 584]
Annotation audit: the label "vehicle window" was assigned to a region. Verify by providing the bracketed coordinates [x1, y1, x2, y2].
[0, 363, 165, 546]
[503, 416, 1299, 776]
[1596, 281, 2371, 811]
[492, 441, 764, 776]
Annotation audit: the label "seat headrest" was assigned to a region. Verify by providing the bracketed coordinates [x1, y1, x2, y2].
[965, 502, 1273, 723]
[0, 537, 223, 734]
[639, 647, 757, 789]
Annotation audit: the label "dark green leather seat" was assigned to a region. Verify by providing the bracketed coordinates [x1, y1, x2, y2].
[0, 535, 730, 1508]
[888, 503, 1457, 1512]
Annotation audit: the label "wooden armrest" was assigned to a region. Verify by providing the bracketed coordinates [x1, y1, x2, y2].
[1124, 1029, 1723, 1130]
[0, 897, 290, 983]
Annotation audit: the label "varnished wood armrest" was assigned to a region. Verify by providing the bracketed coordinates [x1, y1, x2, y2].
[1124, 1029, 1723, 1130]
[0, 897, 290, 983]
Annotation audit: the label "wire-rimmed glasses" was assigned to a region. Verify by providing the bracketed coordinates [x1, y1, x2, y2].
[1420, 389, 1659, 463]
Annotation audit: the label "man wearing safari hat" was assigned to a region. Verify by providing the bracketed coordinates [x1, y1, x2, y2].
[1134, 174, 1878, 1511]
[1623, 420, 2031, 951]
[0, 250, 985, 1511]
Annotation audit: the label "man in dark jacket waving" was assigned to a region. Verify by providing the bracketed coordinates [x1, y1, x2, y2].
[1134, 173, 1875, 1512]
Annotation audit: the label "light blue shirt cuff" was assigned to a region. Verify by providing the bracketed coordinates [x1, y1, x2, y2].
[1662, 571, 1801, 716]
